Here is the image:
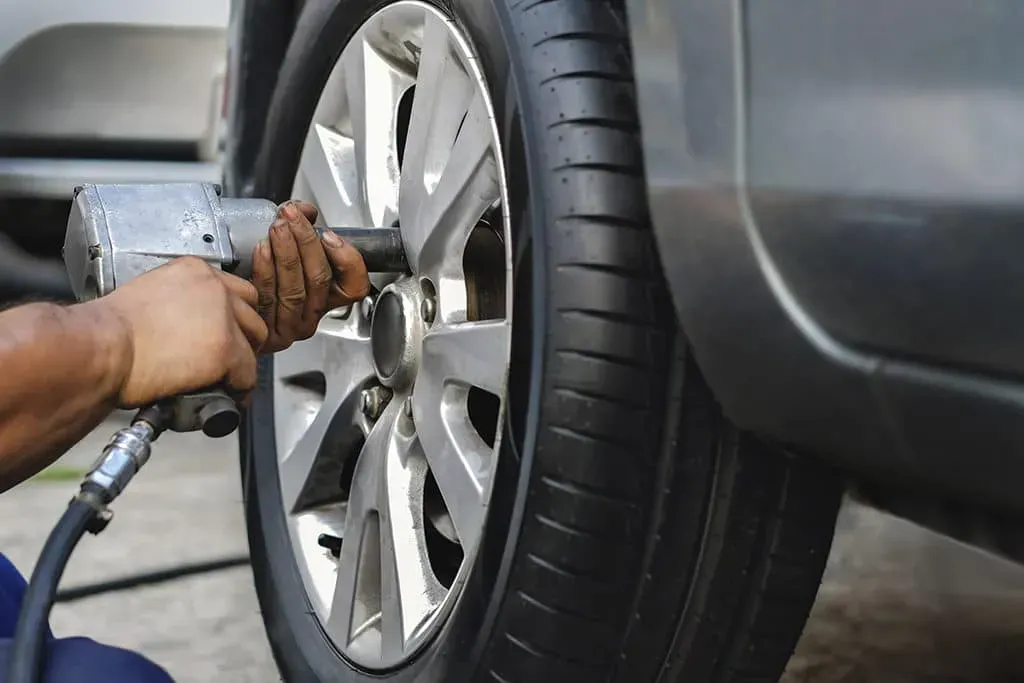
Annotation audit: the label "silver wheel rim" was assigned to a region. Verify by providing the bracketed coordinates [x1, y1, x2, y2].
[272, 1, 511, 670]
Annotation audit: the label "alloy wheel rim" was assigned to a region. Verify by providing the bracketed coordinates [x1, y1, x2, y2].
[272, 1, 511, 670]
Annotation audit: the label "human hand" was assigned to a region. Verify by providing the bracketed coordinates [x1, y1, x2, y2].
[92, 256, 268, 407]
[251, 201, 371, 353]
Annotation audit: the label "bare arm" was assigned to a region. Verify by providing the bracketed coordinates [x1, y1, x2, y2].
[0, 300, 131, 491]
[0, 200, 368, 494]
[0, 257, 266, 493]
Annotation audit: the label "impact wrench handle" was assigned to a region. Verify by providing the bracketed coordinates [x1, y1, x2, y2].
[160, 388, 240, 438]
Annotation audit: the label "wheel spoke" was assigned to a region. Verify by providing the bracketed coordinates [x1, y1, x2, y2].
[275, 327, 328, 381]
[379, 428, 443, 658]
[399, 14, 469, 214]
[297, 123, 365, 227]
[343, 36, 409, 227]
[275, 340, 320, 384]
[277, 326, 374, 514]
[406, 90, 499, 277]
[411, 389, 487, 554]
[318, 324, 375, 390]
[400, 18, 499, 276]
[278, 392, 343, 514]
[324, 403, 441, 657]
[412, 321, 509, 551]
[325, 414, 384, 650]
[432, 93, 499, 224]
[421, 320, 510, 395]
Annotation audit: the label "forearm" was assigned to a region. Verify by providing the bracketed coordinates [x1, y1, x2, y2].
[0, 300, 131, 492]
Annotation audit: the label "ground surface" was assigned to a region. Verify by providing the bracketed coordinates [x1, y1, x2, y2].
[3, 414, 1024, 682]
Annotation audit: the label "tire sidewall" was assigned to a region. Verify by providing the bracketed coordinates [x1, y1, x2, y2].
[241, 1, 544, 681]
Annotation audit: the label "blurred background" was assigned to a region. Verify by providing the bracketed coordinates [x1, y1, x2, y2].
[0, 0, 226, 302]
[1, 2, 1024, 682]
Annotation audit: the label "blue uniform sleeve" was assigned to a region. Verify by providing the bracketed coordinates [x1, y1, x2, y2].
[0, 637, 174, 683]
[0, 554, 45, 641]
[0, 554, 172, 682]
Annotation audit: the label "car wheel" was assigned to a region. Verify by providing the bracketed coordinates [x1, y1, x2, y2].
[240, 0, 844, 681]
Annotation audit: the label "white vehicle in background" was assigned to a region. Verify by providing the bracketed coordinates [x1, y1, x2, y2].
[0, 0, 227, 198]
[0, 0, 229, 294]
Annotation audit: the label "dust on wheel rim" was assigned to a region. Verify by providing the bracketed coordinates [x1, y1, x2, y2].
[271, 0, 512, 671]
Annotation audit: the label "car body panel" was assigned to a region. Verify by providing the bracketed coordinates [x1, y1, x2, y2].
[625, 0, 1024, 514]
[0, 0, 227, 198]
[0, 0, 226, 144]
[745, 0, 1024, 377]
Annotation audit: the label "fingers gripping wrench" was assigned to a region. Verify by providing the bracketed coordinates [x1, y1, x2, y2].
[62, 182, 406, 445]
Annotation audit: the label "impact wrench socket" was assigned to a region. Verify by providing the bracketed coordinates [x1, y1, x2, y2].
[61, 182, 408, 438]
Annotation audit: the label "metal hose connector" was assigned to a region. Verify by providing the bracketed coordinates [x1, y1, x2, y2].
[83, 420, 156, 503]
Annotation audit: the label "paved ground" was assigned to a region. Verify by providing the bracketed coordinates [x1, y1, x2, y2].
[4, 414, 1024, 682]
[786, 501, 1024, 682]
[0, 414, 276, 682]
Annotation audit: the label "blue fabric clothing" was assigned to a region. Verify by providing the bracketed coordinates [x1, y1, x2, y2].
[0, 553, 173, 682]
[0, 554, 39, 641]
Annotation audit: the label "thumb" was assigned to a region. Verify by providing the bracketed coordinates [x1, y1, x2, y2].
[321, 231, 370, 302]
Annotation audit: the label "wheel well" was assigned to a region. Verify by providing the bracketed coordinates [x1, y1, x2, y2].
[224, 0, 304, 196]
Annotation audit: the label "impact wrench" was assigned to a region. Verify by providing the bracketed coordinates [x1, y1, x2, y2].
[5, 182, 408, 683]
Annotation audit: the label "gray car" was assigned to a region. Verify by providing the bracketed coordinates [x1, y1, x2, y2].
[224, 1, 1021, 682]
[0, 0, 226, 200]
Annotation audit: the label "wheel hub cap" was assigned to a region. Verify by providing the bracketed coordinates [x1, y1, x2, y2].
[371, 280, 424, 388]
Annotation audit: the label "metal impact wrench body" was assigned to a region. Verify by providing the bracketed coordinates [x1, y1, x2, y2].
[62, 182, 405, 440]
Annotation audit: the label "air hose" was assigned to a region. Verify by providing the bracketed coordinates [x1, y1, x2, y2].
[4, 488, 105, 682]
[4, 406, 168, 683]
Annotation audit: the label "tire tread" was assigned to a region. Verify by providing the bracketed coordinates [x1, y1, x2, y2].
[483, 0, 841, 682]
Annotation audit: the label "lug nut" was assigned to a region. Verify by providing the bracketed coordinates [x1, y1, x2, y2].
[420, 297, 436, 324]
[360, 386, 391, 420]
[360, 296, 375, 320]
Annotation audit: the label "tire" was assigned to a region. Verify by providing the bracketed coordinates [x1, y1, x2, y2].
[240, 0, 844, 681]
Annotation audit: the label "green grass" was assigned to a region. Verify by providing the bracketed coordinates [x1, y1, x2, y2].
[31, 465, 86, 483]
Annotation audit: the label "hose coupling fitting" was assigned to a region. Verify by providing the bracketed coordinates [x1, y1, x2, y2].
[84, 420, 157, 503]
